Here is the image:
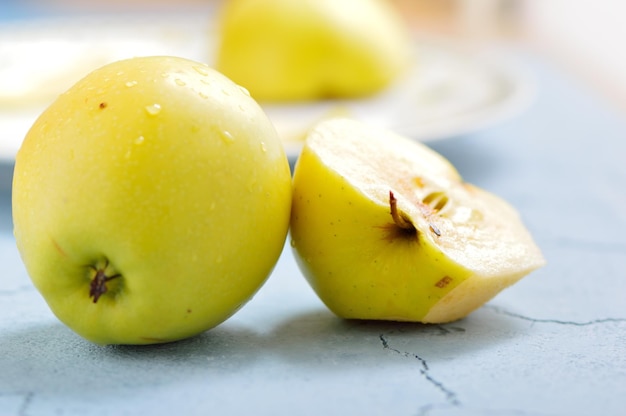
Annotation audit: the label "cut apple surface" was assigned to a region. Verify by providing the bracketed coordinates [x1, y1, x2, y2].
[290, 118, 545, 323]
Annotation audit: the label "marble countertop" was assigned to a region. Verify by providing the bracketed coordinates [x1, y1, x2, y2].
[1, 43, 626, 416]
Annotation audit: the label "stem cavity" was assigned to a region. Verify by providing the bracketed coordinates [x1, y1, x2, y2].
[389, 191, 416, 234]
[388, 190, 443, 238]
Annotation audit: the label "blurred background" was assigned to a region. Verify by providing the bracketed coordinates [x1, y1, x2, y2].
[3, 0, 624, 114]
[394, 0, 626, 114]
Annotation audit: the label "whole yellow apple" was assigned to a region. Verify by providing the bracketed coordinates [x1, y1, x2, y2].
[290, 118, 545, 323]
[12, 56, 292, 345]
[215, 0, 413, 102]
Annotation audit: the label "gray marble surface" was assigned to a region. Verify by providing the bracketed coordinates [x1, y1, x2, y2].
[1, 52, 625, 416]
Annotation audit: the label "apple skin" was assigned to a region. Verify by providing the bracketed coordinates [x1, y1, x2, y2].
[215, 0, 412, 102]
[290, 118, 545, 323]
[12, 56, 292, 345]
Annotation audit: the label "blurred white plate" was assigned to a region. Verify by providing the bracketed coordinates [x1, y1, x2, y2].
[0, 13, 532, 162]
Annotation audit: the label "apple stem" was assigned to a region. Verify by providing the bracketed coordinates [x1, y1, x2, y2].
[89, 267, 120, 303]
[389, 191, 415, 231]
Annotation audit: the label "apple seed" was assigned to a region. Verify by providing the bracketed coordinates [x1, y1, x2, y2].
[89, 265, 120, 303]
[422, 191, 449, 213]
[429, 223, 442, 237]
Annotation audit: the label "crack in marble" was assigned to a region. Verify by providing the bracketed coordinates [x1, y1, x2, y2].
[0, 391, 35, 416]
[486, 305, 626, 326]
[419, 404, 561, 416]
[379, 334, 460, 413]
[18, 391, 34, 416]
[415, 403, 456, 416]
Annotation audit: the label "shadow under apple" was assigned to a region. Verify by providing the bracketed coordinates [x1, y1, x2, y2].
[0, 300, 528, 410]
[0, 320, 264, 398]
[262, 304, 529, 372]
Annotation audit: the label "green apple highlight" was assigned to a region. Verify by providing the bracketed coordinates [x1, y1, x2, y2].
[12, 56, 292, 345]
[215, 0, 412, 102]
[290, 118, 545, 323]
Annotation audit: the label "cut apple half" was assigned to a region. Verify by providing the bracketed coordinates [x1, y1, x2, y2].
[215, 0, 412, 102]
[290, 118, 545, 323]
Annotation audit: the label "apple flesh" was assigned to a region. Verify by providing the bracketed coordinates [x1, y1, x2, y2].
[290, 118, 545, 323]
[12, 56, 292, 345]
[215, 0, 413, 102]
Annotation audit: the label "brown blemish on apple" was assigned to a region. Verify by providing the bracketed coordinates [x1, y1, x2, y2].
[435, 276, 453, 288]
[462, 183, 477, 193]
[140, 336, 167, 343]
[413, 177, 425, 188]
[50, 238, 67, 257]
[99, 102, 108, 110]
[89, 262, 121, 303]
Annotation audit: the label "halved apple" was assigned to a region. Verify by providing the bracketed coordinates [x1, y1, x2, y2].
[215, 0, 412, 102]
[290, 118, 545, 323]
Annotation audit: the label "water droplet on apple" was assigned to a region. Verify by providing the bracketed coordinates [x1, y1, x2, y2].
[175, 78, 186, 87]
[198, 92, 208, 99]
[134, 136, 145, 145]
[260, 142, 267, 153]
[290, 239, 296, 247]
[220, 130, 235, 144]
[238, 85, 250, 96]
[471, 209, 484, 222]
[192, 65, 209, 76]
[144, 103, 161, 116]
[125, 80, 138, 88]
[247, 179, 258, 193]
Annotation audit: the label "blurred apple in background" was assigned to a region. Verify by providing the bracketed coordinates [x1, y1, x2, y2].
[12, 56, 292, 345]
[215, 0, 413, 102]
